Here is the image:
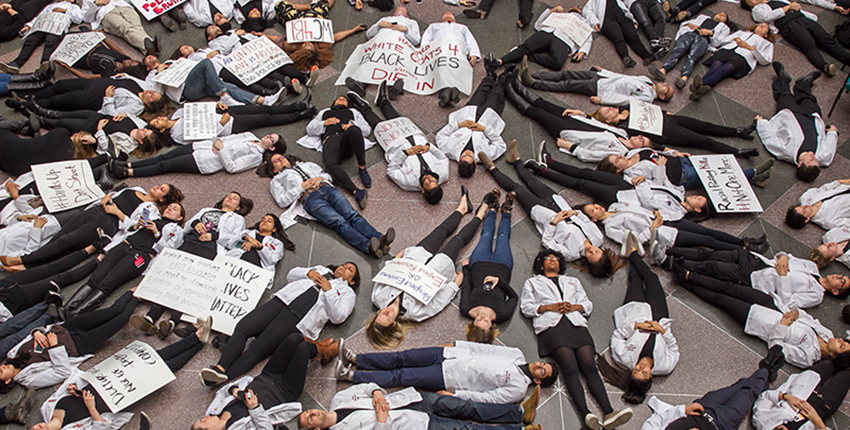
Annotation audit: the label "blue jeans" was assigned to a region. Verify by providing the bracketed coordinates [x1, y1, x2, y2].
[662, 32, 709, 77]
[680, 157, 700, 190]
[182, 59, 256, 104]
[0, 303, 53, 357]
[352, 347, 446, 390]
[408, 393, 523, 430]
[302, 184, 382, 254]
[469, 211, 513, 269]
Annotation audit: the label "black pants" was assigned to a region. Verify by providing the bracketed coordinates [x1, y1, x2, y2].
[805, 359, 850, 420]
[499, 31, 571, 70]
[159, 332, 204, 372]
[688, 272, 777, 316]
[552, 344, 613, 417]
[416, 211, 481, 263]
[600, 2, 652, 59]
[216, 298, 300, 379]
[229, 103, 304, 133]
[466, 74, 506, 118]
[526, 98, 600, 139]
[12, 31, 61, 66]
[646, 114, 739, 154]
[531, 70, 600, 95]
[688, 277, 777, 327]
[672, 0, 717, 17]
[65, 291, 139, 355]
[773, 75, 820, 116]
[219, 67, 277, 96]
[45, 113, 107, 134]
[249, 333, 317, 406]
[21, 209, 119, 267]
[630, 0, 665, 41]
[539, 158, 632, 206]
[322, 127, 366, 194]
[34, 79, 110, 112]
[670, 247, 765, 285]
[130, 145, 202, 176]
[492, 163, 560, 215]
[667, 369, 769, 430]
[625, 252, 668, 319]
[0, 259, 97, 315]
[88, 242, 151, 294]
[518, 0, 533, 25]
[667, 219, 743, 251]
[779, 18, 850, 71]
[0, 249, 90, 289]
[357, 97, 401, 129]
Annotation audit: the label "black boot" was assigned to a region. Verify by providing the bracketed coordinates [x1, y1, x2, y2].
[95, 166, 115, 191]
[31, 101, 66, 119]
[6, 81, 50, 92]
[504, 80, 532, 115]
[736, 121, 757, 140]
[0, 116, 28, 133]
[66, 288, 108, 318]
[63, 284, 96, 317]
[9, 72, 43, 83]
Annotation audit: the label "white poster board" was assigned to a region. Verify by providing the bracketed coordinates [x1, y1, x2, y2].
[25, 12, 70, 37]
[374, 117, 422, 151]
[286, 18, 334, 44]
[628, 99, 664, 136]
[372, 258, 446, 305]
[183, 102, 217, 141]
[31, 161, 105, 213]
[135, 249, 272, 335]
[130, 0, 190, 21]
[50, 32, 106, 65]
[690, 155, 763, 213]
[336, 32, 473, 96]
[221, 37, 293, 86]
[153, 58, 198, 88]
[81, 341, 176, 413]
[542, 12, 592, 46]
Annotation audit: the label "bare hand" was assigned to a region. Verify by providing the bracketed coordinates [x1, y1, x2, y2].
[685, 403, 704, 416]
[97, 119, 109, 131]
[33, 217, 48, 229]
[194, 223, 208, 235]
[374, 397, 390, 423]
[594, 23, 601, 31]
[220, 112, 231, 126]
[67, 384, 79, 395]
[655, 155, 668, 166]
[46, 332, 58, 346]
[780, 310, 799, 326]
[206, 50, 220, 59]
[469, 56, 478, 67]
[16, 214, 36, 222]
[144, 220, 159, 236]
[648, 320, 665, 334]
[52, 7, 66, 12]
[551, 210, 570, 225]
[212, 139, 224, 154]
[562, 109, 586, 117]
[378, 21, 393, 28]
[323, 118, 340, 126]
[774, 255, 789, 276]
[698, 29, 713, 36]
[837, 5, 849, 15]
[33, 331, 49, 350]
[435, 390, 454, 396]
[243, 389, 259, 409]
[217, 102, 228, 111]
[551, 6, 564, 12]
[199, 233, 212, 242]
[483, 275, 500, 286]
[306, 269, 323, 284]
[104, 85, 116, 98]
[572, 52, 586, 62]
[631, 176, 646, 186]
[556, 137, 573, 150]
[112, 112, 127, 122]
[341, 123, 351, 131]
[5, 181, 19, 199]
[315, 275, 332, 292]
[826, 125, 838, 133]
[589, 96, 602, 104]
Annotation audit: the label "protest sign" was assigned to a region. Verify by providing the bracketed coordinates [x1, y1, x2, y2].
[183, 102, 217, 141]
[135, 249, 272, 335]
[153, 58, 198, 88]
[691, 154, 763, 213]
[336, 32, 472, 96]
[374, 117, 422, 151]
[222, 37, 292, 86]
[372, 258, 446, 305]
[628, 99, 664, 136]
[50, 32, 106, 65]
[286, 18, 334, 43]
[25, 12, 70, 37]
[31, 161, 105, 213]
[130, 0, 189, 21]
[542, 12, 592, 46]
[82, 341, 176, 413]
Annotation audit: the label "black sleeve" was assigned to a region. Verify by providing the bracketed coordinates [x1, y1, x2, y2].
[497, 282, 519, 323]
[458, 265, 473, 317]
[0, 14, 24, 42]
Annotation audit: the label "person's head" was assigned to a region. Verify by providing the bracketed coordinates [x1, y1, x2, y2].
[796, 152, 820, 182]
[172, 45, 194, 60]
[143, 55, 160, 71]
[289, 44, 333, 71]
[809, 242, 842, 268]
[215, 191, 253, 216]
[843, 305, 850, 324]
[821, 274, 850, 298]
[533, 249, 567, 275]
[140, 90, 167, 109]
[0, 356, 27, 394]
[713, 12, 728, 22]
[596, 154, 625, 174]
[597, 355, 652, 404]
[148, 116, 171, 132]
[134, 127, 173, 158]
[30, 423, 61, 430]
[623, 135, 652, 150]
[750, 22, 775, 42]
[332, 96, 349, 108]
[256, 153, 301, 177]
[161, 202, 186, 226]
[191, 415, 227, 430]
[421, 175, 442, 204]
[394, 6, 409, 16]
[365, 309, 414, 349]
[465, 321, 499, 344]
[682, 194, 717, 222]
[458, 149, 476, 177]
[742, 0, 769, 10]
[367, 0, 394, 10]
[527, 361, 558, 387]
[298, 410, 336, 430]
[118, 59, 146, 79]
[258, 133, 282, 151]
[251, 213, 295, 251]
[205, 25, 222, 41]
[441, 12, 456, 22]
[785, 205, 812, 230]
[655, 83, 674, 102]
[129, 128, 153, 144]
[590, 106, 621, 124]
[825, 338, 850, 359]
[70, 131, 96, 160]
[582, 203, 608, 221]
[329, 262, 360, 288]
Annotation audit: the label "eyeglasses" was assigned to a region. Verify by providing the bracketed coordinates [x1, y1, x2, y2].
[543, 256, 559, 261]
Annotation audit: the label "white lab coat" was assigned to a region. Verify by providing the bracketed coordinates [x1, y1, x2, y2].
[752, 370, 830, 430]
[751, 0, 833, 33]
[225, 230, 285, 274]
[583, 0, 634, 29]
[25, 3, 83, 33]
[435, 106, 507, 163]
[184, 208, 245, 254]
[757, 112, 837, 169]
[521, 274, 594, 334]
[440, 341, 532, 404]
[182, 0, 236, 27]
[269, 161, 332, 226]
[273, 266, 355, 340]
[9, 335, 91, 389]
[328, 384, 426, 430]
[208, 32, 244, 55]
[366, 16, 421, 46]
[617, 182, 687, 222]
[531, 9, 592, 56]
[559, 129, 628, 162]
[297, 108, 376, 151]
[611, 302, 679, 375]
[204, 376, 302, 430]
[39, 370, 132, 430]
[823, 225, 850, 269]
[594, 69, 657, 106]
[622, 149, 686, 192]
[420, 21, 480, 58]
[190, 132, 265, 174]
[640, 396, 687, 430]
[714, 30, 773, 74]
[750, 254, 823, 311]
[81, 0, 134, 30]
[798, 180, 850, 230]
[744, 305, 833, 368]
[531, 194, 604, 262]
[371, 247, 459, 322]
[0, 192, 60, 258]
[385, 144, 449, 192]
[98, 88, 145, 116]
[674, 16, 730, 49]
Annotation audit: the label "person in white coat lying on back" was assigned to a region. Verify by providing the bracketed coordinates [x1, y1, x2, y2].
[0, 179, 60, 258]
[226, 214, 292, 274]
[786, 179, 850, 231]
[182, 0, 236, 28]
[32, 369, 132, 430]
[809, 225, 850, 270]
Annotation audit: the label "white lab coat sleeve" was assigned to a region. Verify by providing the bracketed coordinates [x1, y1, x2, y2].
[572, 279, 593, 316]
[259, 236, 284, 269]
[286, 266, 312, 282]
[65, 4, 84, 23]
[270, 173, 305, 209]
[660, 329, 679, 372]
[27, 346, 76, 389]
[583, 3, 601, 28]
[305, 110, 328, 137]
[769, 324, 814, 368]
[152, 223, 184, 254]
[710, 25, 730, 48]
[610, 326, 634, 364]
[817, 131, 838, 166]
[320, 284, 355, 324]
[366, 21, 382, 39]
[752, 39, 774, 66]
[521, 277, 543, 318]
[420, 25, 435, 46]
[81, 0, 99, 24]
[406, 21, 421, 46]
[541, 222, 580, 261]
[385, 146, 409, 186]
[248, 405, 274, 430]
[352, 110, 372, 137]
[599, 89, 629, 106]
[217, 214, 245, 251]
[481, 124, 507, 154]
[463, 27, 481, 58]
[802, 0, 836, 10]
[435, 121, 460, 147]
[756, 119, 796, 163]
[752, 4, 787, 23]
[454, 386, 519, 404]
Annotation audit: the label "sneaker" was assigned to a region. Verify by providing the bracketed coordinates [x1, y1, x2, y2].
[219, 93, 243, 107]
[335, 360, 354, 381]
[290, 78, 302, 95]
[140, 411, 151, 430]
[359, 167, 372, 188]
[339, 338, 357, 367]
[306, 66, 319, 87]
[130, 315, 159, 336]
[585, 413, 601, 430]
[825, 63, 837, 77]
[603, 408, 634, 429]
[200, 367, 228, 386]
[157, 320, 175, 340]
[524, 159, 545, 173]
[173, 323, 195, 338]
[261, 87, 286, 106]
[0, 63, 19, 74]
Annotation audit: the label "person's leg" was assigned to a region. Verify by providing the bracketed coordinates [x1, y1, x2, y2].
[646, 0, 667, 41]
[806, 19, 850, 67]
[701, 62, 736, 87]
[11, 32, 45, 66]
[499, 32, 552, 65]
[791, 78, 822, 116]
[478, 80, 506, 116]
[686, 284, 755, 326]
[0, 249, 90, 288]
[258, 333, 317, 402]
[437, 216, 482, 263]
[129, 155, 201, 177]
[530, 36, 571, 70]
[576, 345, 614, 416]
[780, 22, 827, 71]
[516, 161, 559, 203]
[100, 8, 147, 52]
[624, 253, 647, 305]
[40, 34, 61, 62]
[599, 19, 630, 59]
[14, 260, 99, 312]
[682, 36, 710, 78]
[410, 392, 522, 424]
[619, 16, 653, 59]
[418, 211, 463, 255]
[158, 333, 203, 372]
[630, 1, 656, 41]
[216, 299, 285, 371]
[19, 225, 100, 267]
[667, 219, 744, 246]
[468, 210, 497, 264]
[0, 306, 52, 357]
[489, 168, 548, 213]
[673, 229, 740, 251]
[551, 346, 591, 416]
[697, 369, 769, 430]
[814, 370, 850, 417]
[772, 74, 798, 113]
[662, 33, 695, 71]
[630, 253, 668, 319]
[466, 74, 496, 111]
[321, 135, 358, 194]
[356, 347, 445, 370]
[687, 272, 777, 310]
[87, 250, 149, 295]
[377, 96, 402, 120]
[230, 110, 306, 133]
[323, 185, 381, 240]
[66, 291, 139, 355]
[524, 106, 573, 139]
[538, 170, 620, 206]
[491, 212, 513, 269]
[225, 317, 299, 379]
[658, 118, 738, 154]
[303, 189, 372, 254]
[130, 145, 195, 168]
[532, 71, 599, 95]
[353, 348, 446, 390]
[0, 303, 49, 338]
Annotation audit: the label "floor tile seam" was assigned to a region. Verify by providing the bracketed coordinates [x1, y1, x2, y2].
[666, 295, 770, 358]
[557, 389, 566, 430]
[307, 226, 317, 267]
[712, 93, 727, 127]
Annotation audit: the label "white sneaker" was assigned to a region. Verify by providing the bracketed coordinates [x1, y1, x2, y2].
[627, 230, 645, 256]
[585, 413, 601, 430]
[602, 408, 633, 429]
[262, 87, 287, 106]
[219, 93, 243, 107]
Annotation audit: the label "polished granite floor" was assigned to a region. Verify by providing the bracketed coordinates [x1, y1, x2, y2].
[1, 0, 850, 429]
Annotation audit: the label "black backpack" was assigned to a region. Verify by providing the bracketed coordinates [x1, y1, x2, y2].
[834, 18, 850, 48]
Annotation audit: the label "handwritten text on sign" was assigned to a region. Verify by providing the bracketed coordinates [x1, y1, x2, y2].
[130, 0, 189, 21]
[372, 258, 446, 305]
[82, 341, 175, 413]
[691, 154, 763, 213]
[135, 248, 271, 335]
[26, 12, 70, 37]
[286, 18, 334, 43]
[222, 37, 292, 86]
[183, 102, 217, 141]
[628, 99, 663, 136]
[153, 58, 198, 88]
[31, 161, 105, 213]
[336, 32, 472, 96]
[50, 32, 106, 66]
[374, 117, 422, 152]
[541, 12, 592, 46]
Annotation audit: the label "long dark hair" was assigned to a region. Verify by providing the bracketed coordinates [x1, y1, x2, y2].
[250, 213, 295, 251]
[573, 248, 625, 278]
[215, 191, 253, 216]
[256, 153, 303, 178]
[596, 354, 652, 404]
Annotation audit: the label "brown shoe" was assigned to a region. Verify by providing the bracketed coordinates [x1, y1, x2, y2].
[522, 385, 539, 423]
[380, 227, 396, 254]
[506, 139, 520, 164]
[501, 192, 516, 214]
[315, 338, 339, 365]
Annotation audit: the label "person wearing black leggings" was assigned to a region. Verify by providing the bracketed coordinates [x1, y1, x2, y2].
[666, 247, 775, 286]
[16, 77, 162, 119]
[629, 0, 672, 50]
[583, 0, 660, 67]
[0, 0, 55, 42]
[0, 128, 108, 176]
[670, 0, 718, 22]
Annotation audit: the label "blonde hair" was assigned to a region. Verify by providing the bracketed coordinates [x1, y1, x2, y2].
[365, 312, 415, 350]
[465, 323, 499, 344]
[808, 248, 832, 269]
[589, 109, 610, 124]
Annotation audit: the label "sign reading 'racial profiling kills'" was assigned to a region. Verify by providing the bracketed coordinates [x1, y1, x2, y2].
[130, 0, 189, 20]
[374, 117, 422, 152]
[691, 154, 763, 213]
[336, 31, 473, 95]
[50, 32, 106, 66]
[372, 258, 446, 305]
[222, 37, 292, 86]
[31, 161, 105, 213]
[82, 341, 175, 413]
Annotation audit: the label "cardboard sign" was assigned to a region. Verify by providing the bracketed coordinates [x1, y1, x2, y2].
[542, 12, 592, 46]
[372, 258, 446, 305]
[628, 99, 664, 136]
[336, 32, 473, 96]
[374, 117, 422, 151]
[130, 0, 190, 21]
[153, 58, 198, 88]
[286, 18, 334, 44]
[50, 32, 106, 66]
[81, 341, 176, 413]
[135, 249, 272, 335]
[221, 37, 293, 86]
[691, 154, 763, 213]
[25, 12, 70, 37]
[31, 161, 105, 213]
[183, 102, 217, 141]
